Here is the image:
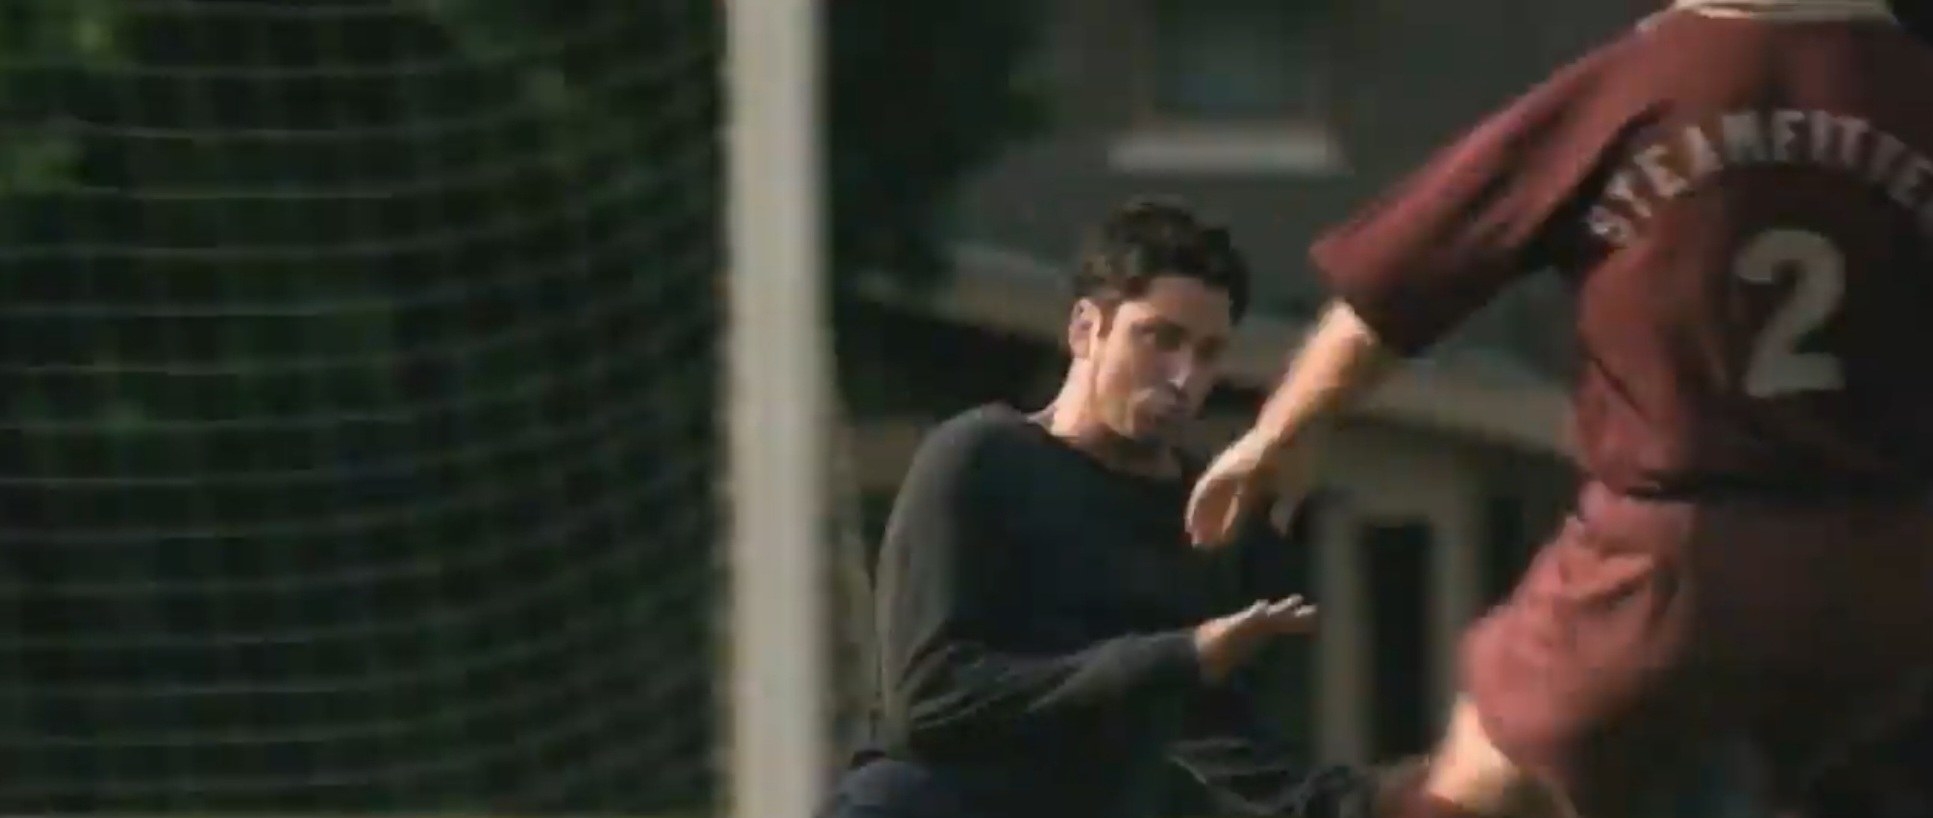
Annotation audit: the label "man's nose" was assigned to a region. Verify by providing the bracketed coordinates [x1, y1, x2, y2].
[1162, 353, 1199, 391]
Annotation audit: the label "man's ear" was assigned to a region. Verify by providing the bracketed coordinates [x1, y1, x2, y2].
[1067, 298, 1101, 359]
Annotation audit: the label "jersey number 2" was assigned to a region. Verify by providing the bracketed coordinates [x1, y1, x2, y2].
[1735, 228, 1845, 398]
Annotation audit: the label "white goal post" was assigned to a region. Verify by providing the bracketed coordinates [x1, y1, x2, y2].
[726, 0, 834, 817]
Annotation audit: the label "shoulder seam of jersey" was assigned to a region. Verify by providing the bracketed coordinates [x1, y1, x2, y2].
[1671, 0, 1896, 23]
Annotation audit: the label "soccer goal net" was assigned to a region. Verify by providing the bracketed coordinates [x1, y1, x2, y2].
[0, 1, 832, 815]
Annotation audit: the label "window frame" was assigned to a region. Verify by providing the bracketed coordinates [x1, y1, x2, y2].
[1111, 0, 1347, 175]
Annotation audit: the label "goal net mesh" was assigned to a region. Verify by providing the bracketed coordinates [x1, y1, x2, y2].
[0, 0, 738, 812]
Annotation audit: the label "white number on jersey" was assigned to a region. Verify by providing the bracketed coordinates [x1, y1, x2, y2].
[1735, 228, 1846, 398]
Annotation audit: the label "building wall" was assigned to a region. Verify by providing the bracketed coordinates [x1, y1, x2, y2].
[943, 0, 1647, 376]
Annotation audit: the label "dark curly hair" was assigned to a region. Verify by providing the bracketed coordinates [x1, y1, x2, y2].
[1071, 198, 1252, 322]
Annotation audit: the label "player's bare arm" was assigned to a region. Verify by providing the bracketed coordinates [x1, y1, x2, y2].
[1183, 4, 1645, 814]
[1222, 3, 1933, 818]
[1188, 6, 1629, 551]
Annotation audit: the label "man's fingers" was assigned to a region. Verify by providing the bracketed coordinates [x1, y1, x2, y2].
[1184, 479, 1215, 543]
[1224, 478, 1271, 542]
[1264, 595, 1303, 614]
[1229, 477, 1277, 538]
[1276, 605, 1318, 632]
[1214, 493, 1244, 545]
[1188, 479, 1238, 548]
[1193, 470, 1289, 547]
[1261, 596, 1318, 631]
[1268, 496, 1299, 535]
[1219, 597, 1317, 639]
[1230, 598, 1295, 622]
[1227, 600, 1267, 619]
[1274, 602, 1316, 620]
[1261, 597, 1316, 618]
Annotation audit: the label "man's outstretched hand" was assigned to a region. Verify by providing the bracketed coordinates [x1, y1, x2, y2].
[1187, 429, 1308, 548]
[1193, 595, 1319, 684]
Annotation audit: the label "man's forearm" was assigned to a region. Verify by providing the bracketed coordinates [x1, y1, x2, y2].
[1252, 300, 1400, 447]
[893, 629, 1205, 750]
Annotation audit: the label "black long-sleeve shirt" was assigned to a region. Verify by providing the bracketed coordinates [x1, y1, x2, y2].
[856, 405, 1352, 818]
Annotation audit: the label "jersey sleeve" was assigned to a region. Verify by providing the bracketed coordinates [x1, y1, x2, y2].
[1311, 46, 1631, 354]
[873, 415, 1205, 757]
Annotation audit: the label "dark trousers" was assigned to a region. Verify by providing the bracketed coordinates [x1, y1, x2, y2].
[816, 757, 989, 818]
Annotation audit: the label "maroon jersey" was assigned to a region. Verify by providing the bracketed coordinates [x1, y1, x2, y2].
[1314, 8, 1933, 495]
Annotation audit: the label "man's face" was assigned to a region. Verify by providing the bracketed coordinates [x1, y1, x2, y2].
[1071, 275, 1234, 445]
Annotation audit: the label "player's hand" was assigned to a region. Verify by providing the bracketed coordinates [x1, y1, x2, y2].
[1192, 595, 1318, 683]
[1186, 429, 1307, 548]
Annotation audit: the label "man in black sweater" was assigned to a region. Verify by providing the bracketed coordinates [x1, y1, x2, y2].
[819, 200, 1370, 818]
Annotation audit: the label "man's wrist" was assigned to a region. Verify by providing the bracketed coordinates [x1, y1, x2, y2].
[1246, 426, 1292, 457]
[1193, 621, 1260, 685]
[1244, 424, 1308, 470]
[1144, 630, 1206, 688]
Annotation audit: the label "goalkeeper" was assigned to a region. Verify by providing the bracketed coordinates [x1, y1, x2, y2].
[819, 200, 1375, 818]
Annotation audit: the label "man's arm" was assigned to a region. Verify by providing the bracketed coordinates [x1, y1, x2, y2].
[1247, 302, 1398, 451]
[873, 414, 1204, 756]
[1259, 46, 1632, 448]
[1191, 48, 1631, 547]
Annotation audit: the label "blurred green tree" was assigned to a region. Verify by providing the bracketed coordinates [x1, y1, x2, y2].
[0, 0, 1040, 812]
